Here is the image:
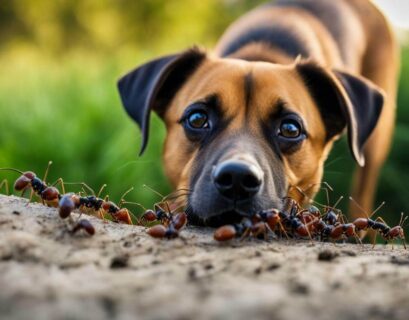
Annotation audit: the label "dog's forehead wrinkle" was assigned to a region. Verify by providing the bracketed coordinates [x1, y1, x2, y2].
[244, 71, 254, 116]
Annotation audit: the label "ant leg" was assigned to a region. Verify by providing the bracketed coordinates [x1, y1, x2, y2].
[96, 184, 107, 198]
[143, 184, 165, 199]
[306, 228, 314, 246]
[51, 178, 66, 194]
[401, 237, 407, 250]
[0, 179, 9, 195]
[98, 209, 107, 222]
[121, 201, 146, 211]
[374, 216, 389, 225]
[372, 232, 378, 249]
[278, 221, 290, 240]
[73, 211, 84, 224]
[118, 187, 134, 207]
[27, 189, 35, 206]
[263, 224, 268, 241]
[353, 233, 363, 247]
[239, 228, 251, 242]
[42, 161, 53, 184]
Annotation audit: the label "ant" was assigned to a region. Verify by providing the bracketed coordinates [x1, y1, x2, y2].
[59, 185, 137, 225]
[145, 210, 187, 239]
[127, 186, 189, 239]
[289, 184, 361, 243]
[0, 161, 65, 207]
[213, 218, 254, 242]
[350, 197, 407, 249]
[278, 197, 316, 241]
[145, 207, 187, 239]
[71, 219, 95, 236]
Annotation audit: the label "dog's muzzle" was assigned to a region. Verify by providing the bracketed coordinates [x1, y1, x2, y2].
[212, 159, 263, 201]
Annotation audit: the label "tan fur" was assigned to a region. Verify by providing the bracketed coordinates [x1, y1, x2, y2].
[161, 0, 398, 217]
[163, 57, 331, 202]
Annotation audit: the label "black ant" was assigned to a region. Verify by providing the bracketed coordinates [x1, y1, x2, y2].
[59, 185, 137, 224]
[350, 197, 407, 249]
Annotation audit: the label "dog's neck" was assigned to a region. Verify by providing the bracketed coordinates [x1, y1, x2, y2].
[220, 40, 346, 71]
[223, 42, 296, 65]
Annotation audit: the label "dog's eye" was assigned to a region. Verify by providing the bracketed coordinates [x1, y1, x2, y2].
[187, 111, 209, 129]
[279, 120, 301, 138]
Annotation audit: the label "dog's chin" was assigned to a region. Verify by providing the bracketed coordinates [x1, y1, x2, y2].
[187, 209, 248, 227]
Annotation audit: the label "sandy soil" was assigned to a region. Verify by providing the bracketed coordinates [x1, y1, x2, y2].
[0, 194, 409, 320]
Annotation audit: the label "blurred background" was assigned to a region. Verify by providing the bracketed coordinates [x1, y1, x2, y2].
[0, 0, 408, 229]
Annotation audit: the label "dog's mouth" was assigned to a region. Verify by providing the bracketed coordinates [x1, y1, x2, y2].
[187, 209, 246, 227]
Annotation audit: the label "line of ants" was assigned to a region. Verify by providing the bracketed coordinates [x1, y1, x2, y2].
[0, 163, 407, 248]
[0, 162, 188, 238]
[214, 183, 407, 249]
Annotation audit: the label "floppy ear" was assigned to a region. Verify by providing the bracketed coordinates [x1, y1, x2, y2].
[296, 62, 385, 167]
[117, 47, 206, 155]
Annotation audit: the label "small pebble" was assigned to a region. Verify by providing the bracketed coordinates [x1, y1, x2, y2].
[318, 249, 339, 261]
[110, 255, 129, 269]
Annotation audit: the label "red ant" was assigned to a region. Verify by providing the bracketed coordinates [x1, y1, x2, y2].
[145, 210, 187, 239]
[214, 224, 237, 241]
[126, 186, 189, 239]
[0, 161, 65, 207]
[213, 218, 253, 241]
[145, 207, 187, 239]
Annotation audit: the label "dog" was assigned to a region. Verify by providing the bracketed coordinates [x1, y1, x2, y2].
[117, 0, 399, 226]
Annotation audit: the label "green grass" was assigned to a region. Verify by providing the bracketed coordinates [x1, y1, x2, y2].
[0, 54, 170, 214]
[1, 47, 409, 234]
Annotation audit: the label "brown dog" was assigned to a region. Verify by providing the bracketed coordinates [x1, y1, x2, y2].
[118, 0, 399, 226]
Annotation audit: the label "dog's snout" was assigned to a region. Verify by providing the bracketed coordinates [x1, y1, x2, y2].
[212, 160, 262, 201]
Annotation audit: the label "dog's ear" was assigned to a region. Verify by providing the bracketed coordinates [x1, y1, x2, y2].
[296, 62, 384, 167]
[117, 47, 206, 155]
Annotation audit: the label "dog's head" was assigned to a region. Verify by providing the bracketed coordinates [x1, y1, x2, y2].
[118, 48, 384, 226]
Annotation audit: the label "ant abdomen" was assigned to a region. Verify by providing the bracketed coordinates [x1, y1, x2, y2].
[14, 175, 31, 191]
[59, 194, 76, 219]
[214, 225, 236, 241]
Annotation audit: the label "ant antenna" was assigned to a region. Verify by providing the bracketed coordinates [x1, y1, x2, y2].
[121, 201, 146, 211]
[163, 192, 191, 202]
[332, 196, 344, 210]
[120, 186, 134, 200]
[143, 184, 164, 199]
[162, 188, 192, 201]
[399, 212, 408, 227]
[0, 168, 25, 175]
[349, 197, 385, 218]
[289, 185, 327, 208]
[43, 161, 52, 183]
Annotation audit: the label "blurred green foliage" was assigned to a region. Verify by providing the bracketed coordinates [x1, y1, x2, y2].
[0, 0, 408, 233]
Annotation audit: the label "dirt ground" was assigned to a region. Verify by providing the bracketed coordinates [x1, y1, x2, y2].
[0, 195, 409, 320]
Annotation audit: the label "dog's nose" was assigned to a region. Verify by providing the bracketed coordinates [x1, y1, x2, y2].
[213, 160, 262, 201]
